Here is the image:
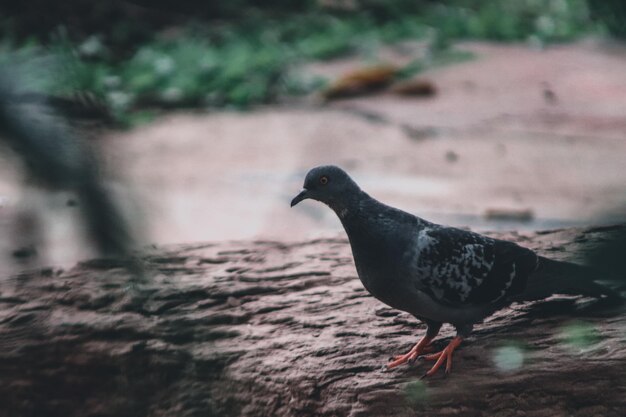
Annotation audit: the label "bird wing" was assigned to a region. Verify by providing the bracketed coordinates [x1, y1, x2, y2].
[409, 226, 538, 307]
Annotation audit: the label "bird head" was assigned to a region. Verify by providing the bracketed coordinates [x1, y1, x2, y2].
[290, 165, 360, 209]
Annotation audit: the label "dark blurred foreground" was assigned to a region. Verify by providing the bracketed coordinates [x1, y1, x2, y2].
[0, 65, 139, 274]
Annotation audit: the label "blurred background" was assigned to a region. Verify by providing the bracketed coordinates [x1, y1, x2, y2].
[1, 0, 626, 274]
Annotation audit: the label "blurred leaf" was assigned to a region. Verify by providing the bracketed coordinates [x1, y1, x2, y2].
[493, 344, 526, 372]
[0, 0, 600, 124]
[404, 380, 429, 407]
[559, 320, 601, 350]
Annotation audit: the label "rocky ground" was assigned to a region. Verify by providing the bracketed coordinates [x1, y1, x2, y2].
[1, 226, 625, 417]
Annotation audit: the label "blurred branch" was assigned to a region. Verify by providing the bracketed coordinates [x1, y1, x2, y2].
[0, 64, 140, 267]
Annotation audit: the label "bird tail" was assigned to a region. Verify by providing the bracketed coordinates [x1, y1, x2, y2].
[521, 256, 622, 301]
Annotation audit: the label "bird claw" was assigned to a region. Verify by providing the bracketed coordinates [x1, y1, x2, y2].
[420, 336, 463, 377]
[387, 335, 441, 369]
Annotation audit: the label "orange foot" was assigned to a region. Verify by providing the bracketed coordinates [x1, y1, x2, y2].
[387, 335, 436, 368]
[420, 336, 463, 377]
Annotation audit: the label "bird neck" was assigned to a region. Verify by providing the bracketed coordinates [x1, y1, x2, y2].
[335, 191, 429, 240]
[328, 189, 369, 222]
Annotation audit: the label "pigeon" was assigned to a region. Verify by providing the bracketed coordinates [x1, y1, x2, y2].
[290, 165, 620, 377]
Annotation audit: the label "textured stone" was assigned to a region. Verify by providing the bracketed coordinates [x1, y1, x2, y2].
[1, 227, 625, 417]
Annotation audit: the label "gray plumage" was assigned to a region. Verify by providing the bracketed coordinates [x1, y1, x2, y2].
[291, 165, 619, 341]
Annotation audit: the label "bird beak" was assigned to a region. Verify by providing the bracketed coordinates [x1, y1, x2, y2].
[290, 189, 309, 207]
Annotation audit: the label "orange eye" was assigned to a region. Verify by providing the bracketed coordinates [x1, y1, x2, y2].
[319, 176, 328, 185]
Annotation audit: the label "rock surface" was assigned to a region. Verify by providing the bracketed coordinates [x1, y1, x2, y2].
[1, 226, 625, 417]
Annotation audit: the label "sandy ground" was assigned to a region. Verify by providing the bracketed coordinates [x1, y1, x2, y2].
[1, 40, 626, 271]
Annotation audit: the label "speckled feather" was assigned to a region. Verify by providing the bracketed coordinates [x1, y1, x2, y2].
[340, 193, 538, 318]
[407, 225, 538, 307]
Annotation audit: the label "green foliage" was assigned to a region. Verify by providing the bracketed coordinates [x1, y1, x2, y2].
[587, 1, 626, 38]
[1, 0, 602, 125]
[425, 0, 591, 43]
[5, 13, 432, 125]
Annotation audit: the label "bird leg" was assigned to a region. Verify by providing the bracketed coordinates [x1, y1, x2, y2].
[387, 335, 436, 368]
[420, 336, 463, 377]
